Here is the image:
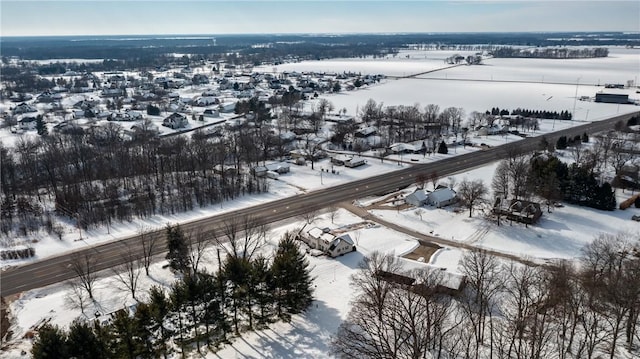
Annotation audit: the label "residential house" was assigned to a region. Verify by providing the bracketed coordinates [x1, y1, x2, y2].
[426, 187, 457, 208]
[252, 162, 291, 177]
[389, 143, 419, 154]
[163, 113, 188, 129]
[302, 227, 356, 258]
[12, 103, 38, 115]
[405, 189, 428, 207]
[493, 198, 543, 225]
[376, 268, 466, 296]
[355, 126, 378, 138]
[327, 234, 356, 258]
[18, 116, 38, 130]
[203, 109, 220, 118]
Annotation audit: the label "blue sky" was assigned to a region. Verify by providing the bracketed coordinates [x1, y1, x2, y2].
[1, 1, 639, 36]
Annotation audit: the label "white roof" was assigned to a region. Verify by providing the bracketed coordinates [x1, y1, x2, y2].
[406, 190, 428, 202]
[428, 188, 456, 203]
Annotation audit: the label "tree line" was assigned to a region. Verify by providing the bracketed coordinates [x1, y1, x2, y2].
[0, 122, 279, 236]
[491, 47, 609, 59]
[488, 107, 572, 121]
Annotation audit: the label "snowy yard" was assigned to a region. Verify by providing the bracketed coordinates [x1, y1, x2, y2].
[3, 47, 640, 358]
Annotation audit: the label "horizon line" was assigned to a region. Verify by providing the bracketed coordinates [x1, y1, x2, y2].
[2, 30, 638, 39]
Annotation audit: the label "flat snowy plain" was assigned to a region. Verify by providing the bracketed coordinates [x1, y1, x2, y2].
[2, 46, 640, 358]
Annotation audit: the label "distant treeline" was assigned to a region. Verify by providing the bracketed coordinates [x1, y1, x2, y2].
[488, 107, 573, 120]
[2, 32, 635, 62]
[491, 46, 609, 59]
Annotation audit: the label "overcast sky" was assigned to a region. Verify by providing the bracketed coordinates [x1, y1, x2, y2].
[1, 1, 639, 37]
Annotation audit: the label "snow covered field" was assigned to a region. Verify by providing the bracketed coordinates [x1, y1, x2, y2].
[3, 47, 640, 358]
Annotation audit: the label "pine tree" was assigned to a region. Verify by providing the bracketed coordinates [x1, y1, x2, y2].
[67, 320, 109, 359]
[582, 132, 589, 143]
[31, 324, 69, 359]
[110, 309, 142, 359]
[437, 140, 448, 154]
[165, 224, 190, 272]
[223, 255, 252, 334]
[147, 285, 170, 357]
[35, 115, 48, 136]
[271, 233, 314, 322]
[556, 136, 568, 150]
[251, 255, 275, 326]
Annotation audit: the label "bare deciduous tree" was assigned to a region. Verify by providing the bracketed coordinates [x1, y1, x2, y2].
[218, 215, 268, 261]
[458, 179, 488, 217]
[139, 227, 160, 276]
[69, 252, 99, 300]
[111, 246, 142, 301]
[460, 249, 505, 348]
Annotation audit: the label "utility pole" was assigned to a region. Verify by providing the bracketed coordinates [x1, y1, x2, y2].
[572, 77, 581, 121]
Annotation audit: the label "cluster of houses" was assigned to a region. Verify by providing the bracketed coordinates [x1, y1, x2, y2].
[3, 60, 383, 137]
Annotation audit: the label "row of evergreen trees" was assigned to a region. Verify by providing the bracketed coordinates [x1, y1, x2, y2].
[530, 153, 616, 211]
[31, 232, 314, 358]
[488, 107, 572, 120]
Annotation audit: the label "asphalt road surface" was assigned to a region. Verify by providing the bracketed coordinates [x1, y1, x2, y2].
[1, 111, 638, 297]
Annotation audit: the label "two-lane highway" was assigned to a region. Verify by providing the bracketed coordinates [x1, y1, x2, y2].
[2, 111, 638, 297]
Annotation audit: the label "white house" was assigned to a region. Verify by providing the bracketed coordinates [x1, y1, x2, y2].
[252, 162, 291, 177]
[203, 109, 220, 118]
[18, 116, 38, 130]
[163, 113, 188, 129]
[303, 227, 356, 257]
[327, 234, 356, 258]
[405, 189, 428, 207]
[427, 187, 457, 208]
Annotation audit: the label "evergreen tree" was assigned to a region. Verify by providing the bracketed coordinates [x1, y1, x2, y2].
[165, 224, 190, 272]
[594, 182, 617, 210]
[146, 104, 160, 116]
[252, 255, 275, 326]
[132, 302, 156, 358]
[31, 324, 69, 359]
[35, 115, 47, 136]
[271, 233, 314, 322]
[147, 285, 170, 357]
[223, 255, 252, 334]
[582, 132, 589, 143]
[437, 140, 448, 154]
[199, 270, 228, 345]
[67, 320, 109, 359]
[110, 309, 142, 359]
[556, 136, 568, 150]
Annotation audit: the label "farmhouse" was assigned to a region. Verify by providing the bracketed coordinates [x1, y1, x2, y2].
[302, 227, 356, 258]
